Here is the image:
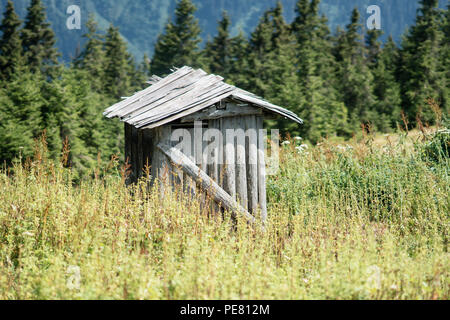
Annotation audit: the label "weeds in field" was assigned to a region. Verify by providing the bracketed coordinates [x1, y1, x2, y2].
[0, 128, 448, 299]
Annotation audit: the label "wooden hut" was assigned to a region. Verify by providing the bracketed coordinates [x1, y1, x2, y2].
[104, 66, 303, 225]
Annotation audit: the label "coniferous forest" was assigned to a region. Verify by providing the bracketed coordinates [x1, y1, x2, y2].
[0, 0, 449, 301]
[0, 0, 448, 174]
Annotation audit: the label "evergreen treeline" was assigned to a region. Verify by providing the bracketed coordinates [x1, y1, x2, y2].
[0, 0, 448, 175]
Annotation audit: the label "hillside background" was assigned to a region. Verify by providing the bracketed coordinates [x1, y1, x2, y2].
[1, 0, 447, 61]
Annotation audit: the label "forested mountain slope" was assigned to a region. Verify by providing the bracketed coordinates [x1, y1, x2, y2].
[1, 0, 447, 61]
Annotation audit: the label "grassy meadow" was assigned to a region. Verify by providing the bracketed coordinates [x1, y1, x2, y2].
[0, 128, 448, 300]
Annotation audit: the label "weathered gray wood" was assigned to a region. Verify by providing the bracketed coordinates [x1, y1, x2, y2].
[121, 69, 209, 119]
[157, 143, 257, 226]
[217, 118, 225, 190]
[194, 121, 203, 166]
[142, 129, 153, 179]
[130, 75, 225, 124]
[124, 123, 133, 184]
[137, 129, 143, 178]
[256, 116, 267, 224]
[141, 86, 233, 129]
[245, 116, 258, 214]
[131, 125, 139, 182]
[181, 103, 262, 122]
[151, 125, 172, 193]
[235, 117, 248, 209]
[105, 66, 194, 116]
[222, 117, 236, 200]
[206, 119, 223, 213]
[183, 128, 196, 197]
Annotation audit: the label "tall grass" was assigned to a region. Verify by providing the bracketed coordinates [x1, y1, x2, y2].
[0, 131, 448, 299]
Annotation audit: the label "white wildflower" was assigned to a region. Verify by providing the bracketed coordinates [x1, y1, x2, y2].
[281, 141, 290, 146]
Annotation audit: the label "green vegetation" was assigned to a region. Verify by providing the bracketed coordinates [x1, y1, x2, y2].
[0, 0, 448, 172]
[0, 128, 447, 299]
[0, 0, 448, 300]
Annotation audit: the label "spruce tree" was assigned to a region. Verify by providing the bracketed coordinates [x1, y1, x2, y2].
[333, 8, 376, 130]
[0, 0, 23, 83]
[204, 11, 232, 76]
[74, 15, 106, 93]
[103, 25, 132, 99]
[226, 31, 249, 87]
[399, 0, 446, 125]
[151, 0, 201, 76]
[20, 0, 60, 78]
[0, 68, 44, 162]
[367, 33, 401, 131]
[246, 2, 290, 97]
[289, 0, 348, 142]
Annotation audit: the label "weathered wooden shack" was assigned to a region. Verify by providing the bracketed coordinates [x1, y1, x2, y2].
[104, 66, 303, 225]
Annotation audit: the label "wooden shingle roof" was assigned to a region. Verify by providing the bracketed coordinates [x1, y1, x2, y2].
[103, 66, 303, 129]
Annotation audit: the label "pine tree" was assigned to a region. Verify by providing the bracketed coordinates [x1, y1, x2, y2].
[399, 0, 446, 125]
[246, 2, 291, 97]
[366, 29, 383, 68]
[226, 31, 249, 87]
[0, 0, 23, 83]
[438, 4, 449, 120]
[0, 68, 44, 162]
[74, 15, 106, 93]
[367, 33, 401, 131]
[103, 25, 132, 99]
[333, 8, 376, 130]
[204, 11, 232, 76]
[151, 0, 201, 76]
[289, 0, 348, 142]
[20, 0, 60, 78]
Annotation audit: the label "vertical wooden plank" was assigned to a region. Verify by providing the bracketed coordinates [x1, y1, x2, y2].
[160, 125, 172, 188]
[124, 123, 133, 184]
[137, 129, 143, 179]
[171, 127, 184, 191]
[131, 125, 138, 183]
[223, 117, 236, 200]
[246, 115, 258, 215]
[183, 127, 196, 198]
[235, 117, 248, 208]
[141, 129, 153, 180]
[151, 125, 172, 194]
[194, 121, 203, 167]
[257, 116, 267, 224]
[207, 119, 223, 214]
[217, 118, 224, 189]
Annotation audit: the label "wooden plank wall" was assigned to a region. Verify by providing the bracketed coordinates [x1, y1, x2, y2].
[125, 109, 268, 222]
[124, 123, 153, 184]
[176, 113, 267, 220]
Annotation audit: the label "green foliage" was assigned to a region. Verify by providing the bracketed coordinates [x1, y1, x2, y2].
[0, 68, 43, 162]
[419, 129, 450, 164]
[74, 15, 106, 93]
[333, 8, 376, 130]
[0, 135, 447, 299]
[20, 0, 60, 79]
[151, 0, 201, 76]
[0, 0, 448, 173]
[0, 1, 23, 82]
[368, 34, 402, 132]
[399, 0, 447, 125]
